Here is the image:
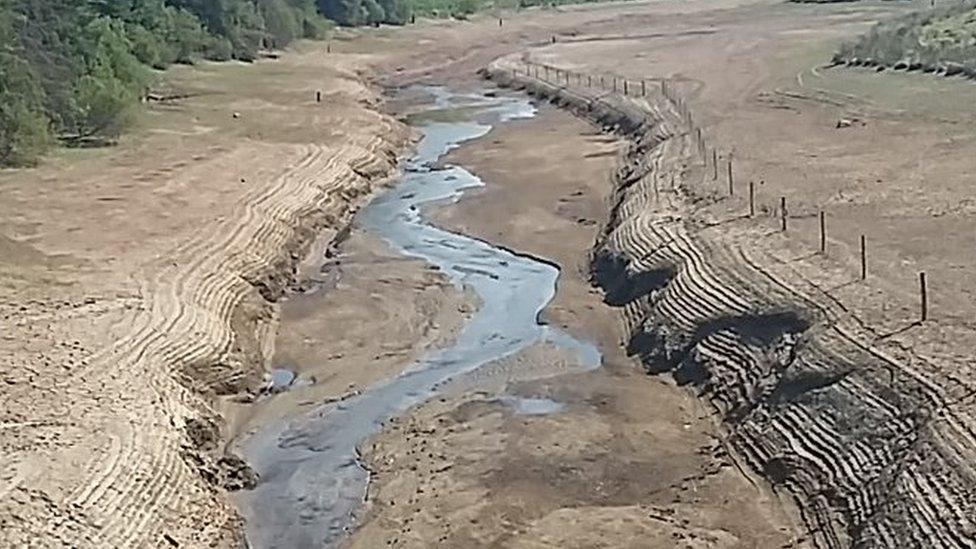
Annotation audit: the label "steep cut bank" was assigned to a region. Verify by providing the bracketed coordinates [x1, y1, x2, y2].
[486, 59, 976, 548]
[0, 49, 410, 546]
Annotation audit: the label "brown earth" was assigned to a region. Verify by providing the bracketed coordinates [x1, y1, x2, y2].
[346, 104, 801, 548]
[475, 0, 976, 543]
[224, 230, 477, 439]
[3, 0, 974, 546]
[0, 44, 410, 547]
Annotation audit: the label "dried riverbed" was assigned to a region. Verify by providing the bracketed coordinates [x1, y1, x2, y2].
[233, 87, 601, 548]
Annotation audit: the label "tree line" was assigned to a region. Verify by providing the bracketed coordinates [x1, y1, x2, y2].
[0, 0, 415, 167]
[0, 0, 607, 167]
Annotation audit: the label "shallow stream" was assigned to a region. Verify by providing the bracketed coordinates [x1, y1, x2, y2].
[236, 87, 600, 548]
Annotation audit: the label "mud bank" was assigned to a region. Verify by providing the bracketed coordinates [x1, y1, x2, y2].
[234, 87, 601, 548]
[0, 46, 411, 547]
[486, 61, 976, 548]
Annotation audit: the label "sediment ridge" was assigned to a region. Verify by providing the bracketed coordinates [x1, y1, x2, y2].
[486, 58, 976, 548]
[0, 65, 410, 546]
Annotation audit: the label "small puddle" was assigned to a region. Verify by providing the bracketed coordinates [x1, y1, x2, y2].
[257, 367, 312, 398]
[499, 396, 567, 416]
[269, 368, 295, 390]
[235, 86, 601, 548]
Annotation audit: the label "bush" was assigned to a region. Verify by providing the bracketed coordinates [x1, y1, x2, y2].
[73, 74, 138, 140]
[0, 101, 51, 166]
[259, 0, 303, 47]
[205, 36, 236, 61]
[835, 2, 976, 76]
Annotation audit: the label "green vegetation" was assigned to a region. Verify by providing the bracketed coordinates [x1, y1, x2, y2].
[399, 0, 604, 20]
[0, 0, 331, 166]
[0, 0, 614, 167]
[834, 2, 976, 77]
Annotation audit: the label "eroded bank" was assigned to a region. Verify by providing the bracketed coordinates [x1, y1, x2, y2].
[232, 87, 601, 547]
[485, 52, 976, 548]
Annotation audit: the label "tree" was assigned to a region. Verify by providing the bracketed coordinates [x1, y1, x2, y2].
[0, 6, 51, 165]
[258, 0, 301, 47]
[317, 0, 363, 25]
[72, 73, 137, 140]
[377, 0, 410, 24]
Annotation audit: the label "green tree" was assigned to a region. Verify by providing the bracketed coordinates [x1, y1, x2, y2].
[317, 0, 363, 25]
[68, 17, 146, 140]
[377, 0, 410, 24]
[258, 0, 301, 47]
[72, 73, 137, 140]
[0, 4, 51, 165]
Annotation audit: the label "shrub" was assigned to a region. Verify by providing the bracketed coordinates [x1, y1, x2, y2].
[836, 2, 976, 75]
[73, 74, 138, 140]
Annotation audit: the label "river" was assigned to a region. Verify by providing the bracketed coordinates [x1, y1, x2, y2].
[235, 86, 601, 548]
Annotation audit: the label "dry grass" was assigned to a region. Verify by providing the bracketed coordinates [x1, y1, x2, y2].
[834, 2, 976, 76]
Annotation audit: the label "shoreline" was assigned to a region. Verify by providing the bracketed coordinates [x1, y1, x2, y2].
[0, 42, 413, 547]
[485, 53, 975, 546]
[345, 94, 801, 547]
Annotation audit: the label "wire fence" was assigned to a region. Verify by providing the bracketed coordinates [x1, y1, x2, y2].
[506, 58, 931, 324]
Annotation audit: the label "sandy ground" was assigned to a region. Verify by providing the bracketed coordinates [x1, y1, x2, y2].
[4, 0, 974, 545]
[0, 43, 409, 546]
[511, 0, 975, 383]
[346, 104, 800, 547]
[226, 230, 476, 438]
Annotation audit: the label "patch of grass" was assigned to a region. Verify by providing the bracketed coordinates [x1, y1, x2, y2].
[406, 0, 621, 19]
[791, 0, 865, 4]
[834, 2, 976, 77]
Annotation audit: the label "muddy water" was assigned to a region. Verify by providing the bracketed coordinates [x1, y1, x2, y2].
[235, 87, 601, 548]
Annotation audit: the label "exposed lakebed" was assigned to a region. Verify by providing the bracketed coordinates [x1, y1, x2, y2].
[234, 87, 601, 548]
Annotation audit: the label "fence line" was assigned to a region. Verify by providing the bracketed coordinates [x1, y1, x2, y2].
[506, 59, 925, 321]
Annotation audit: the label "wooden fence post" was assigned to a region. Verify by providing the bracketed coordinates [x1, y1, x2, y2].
[727, 158, 734, 196]
[860, 235, 867, 280]
[641, 80, 646, 96]
[712, 149, 718, 181]
[919, 272, 928, 321]
[819, 211, 826, 254]
[781, 197, 787, 231]
[624, 80, 629, 95]
[316, 90, 321, 103]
